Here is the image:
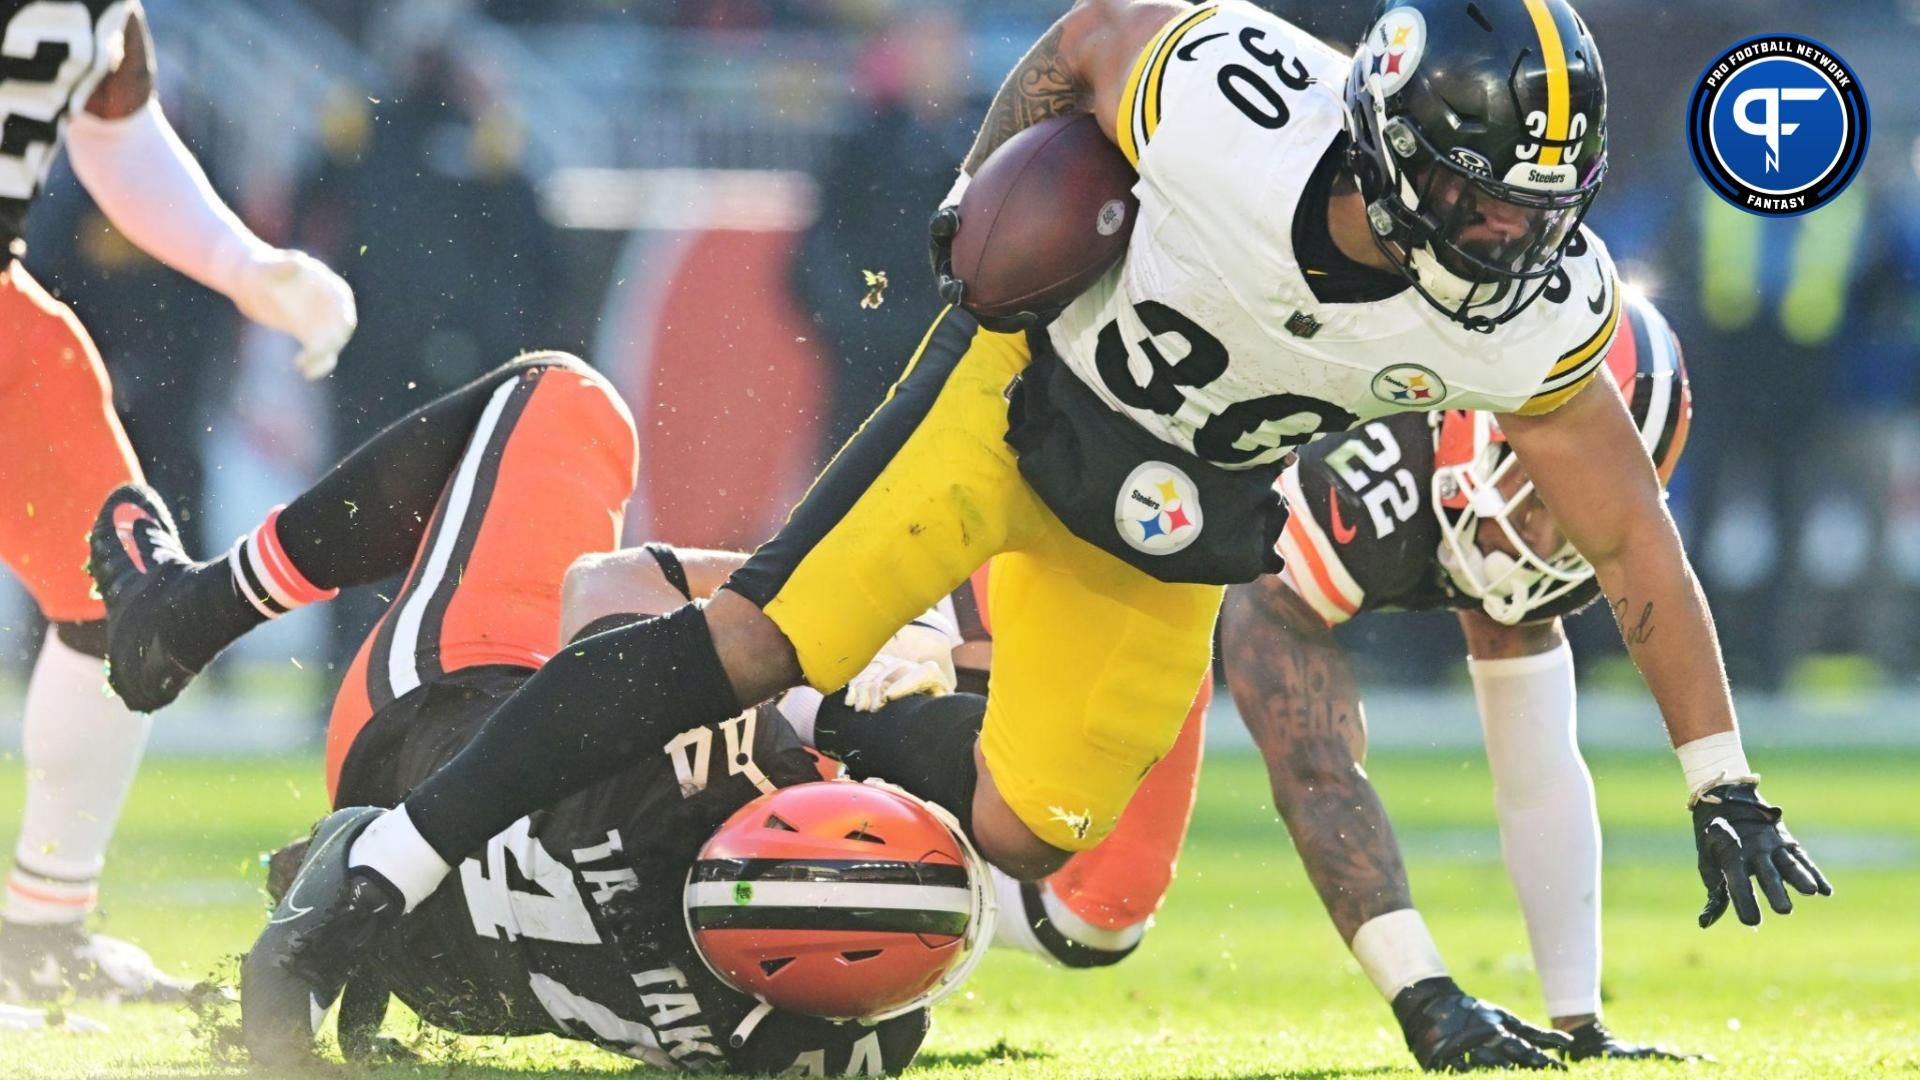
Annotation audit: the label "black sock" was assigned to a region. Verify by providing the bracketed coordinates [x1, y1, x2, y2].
[814, 691, 984, 830]
[404, 604, 743, 864]
[279, 353, 588, 588]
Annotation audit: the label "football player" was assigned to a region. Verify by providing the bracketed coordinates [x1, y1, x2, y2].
[1225, 293, 1703, 1070]
[95, 0, 1827, 1039]
[0, 0, 355, 1005]
[87, 353, 992, 1070]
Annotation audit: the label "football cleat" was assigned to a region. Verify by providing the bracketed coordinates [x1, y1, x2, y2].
[0, 921, 194, 1004]
[241, 807, 400, 1067]
[87, 484, 208, 713]
[1564, 1020, 1703, 1062]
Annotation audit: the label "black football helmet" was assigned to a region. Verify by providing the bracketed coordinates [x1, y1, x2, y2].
[1345, 0, 1607, 331]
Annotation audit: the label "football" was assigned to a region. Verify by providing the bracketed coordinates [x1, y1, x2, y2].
[950, 113, 1139, 322]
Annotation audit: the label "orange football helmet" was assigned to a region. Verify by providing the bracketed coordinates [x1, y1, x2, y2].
[684, 779, 993, 1021]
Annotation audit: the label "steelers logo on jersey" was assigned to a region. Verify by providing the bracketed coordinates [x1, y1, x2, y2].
[1371, 364, 1448, 406]
[1364, 8, 1427, 97]
[1114, 462, 1203, 556]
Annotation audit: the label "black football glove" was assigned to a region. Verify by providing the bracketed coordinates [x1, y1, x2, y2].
[1563, 1020, 1703, 1062]
[1692, 782, 1832, 928]
[925, 205, 1067, 334]
[928, 204, 967, 307]
[1391, 976, 1572, 1072]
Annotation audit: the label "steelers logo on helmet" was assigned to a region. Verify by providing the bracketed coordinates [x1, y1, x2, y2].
[1114, 462, 1203, 557]
[1364, 7, 1427, 97]
[1687, 34, 1868, 217]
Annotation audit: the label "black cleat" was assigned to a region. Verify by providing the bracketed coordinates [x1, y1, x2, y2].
[1564, 1020, 1704, 1062]
[241, 807, 400, 1068]
[88, 484, 214, 712]
[0, 920, 195, 1004]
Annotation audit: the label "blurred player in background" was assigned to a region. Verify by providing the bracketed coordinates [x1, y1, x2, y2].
[0, 0, 355, 1004]
[1224, 295, 1702, 1069]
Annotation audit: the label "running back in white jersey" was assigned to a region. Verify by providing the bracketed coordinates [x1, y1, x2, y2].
[1045, 1, 1620, 470]
[0, 0, 131, 244]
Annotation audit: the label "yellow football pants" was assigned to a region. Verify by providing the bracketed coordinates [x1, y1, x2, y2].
[727, 308, 1221, 850]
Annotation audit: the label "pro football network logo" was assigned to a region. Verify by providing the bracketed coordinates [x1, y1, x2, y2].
[1114, 462, 1203, 556]
[1371, 364, 1447, 406]
[1687, 35, 1868, 217]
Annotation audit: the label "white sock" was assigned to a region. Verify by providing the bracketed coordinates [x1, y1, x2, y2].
[1470, 642, 1601, 1019]
[347, 805, 452, 913]
[6, 629, 152, 925]
[776, 687, 825, 747]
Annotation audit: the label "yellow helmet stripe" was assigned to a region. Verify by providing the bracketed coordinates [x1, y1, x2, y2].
[1521, 0, 1571, 167]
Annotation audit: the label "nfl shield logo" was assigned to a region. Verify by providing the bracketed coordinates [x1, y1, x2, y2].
[1286, 310, 1321, 338]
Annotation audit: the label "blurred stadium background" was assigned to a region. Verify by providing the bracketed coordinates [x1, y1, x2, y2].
[0, 1, 1915, 1075]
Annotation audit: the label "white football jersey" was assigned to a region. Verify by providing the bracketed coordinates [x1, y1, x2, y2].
[0, 0, 132, 242]
[1046, 1, 1620, 470]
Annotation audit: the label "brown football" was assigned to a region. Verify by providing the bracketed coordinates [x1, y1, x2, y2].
[950, 114, 1139, 321]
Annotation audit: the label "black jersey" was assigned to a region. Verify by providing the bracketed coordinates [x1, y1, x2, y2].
[1274, 412, 1599, 624]
[334, 667, 928, 1075]
[0, 0, 129, 251]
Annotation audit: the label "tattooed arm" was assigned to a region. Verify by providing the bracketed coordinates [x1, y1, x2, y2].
[1501, 375, 1735, 748]
[1221, 576, 1412, 942]
[961, 0, 1183, 172]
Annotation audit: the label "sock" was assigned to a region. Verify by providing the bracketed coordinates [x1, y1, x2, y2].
[346, 805, 450, 913]
[226, 506, 340, 619]
[160, 507, 338, 675]
[395, 604, 742, 868]
[1470, 642, 1601, 1019]
[6, 628, 152, 924]
[814, 691, 984, 829]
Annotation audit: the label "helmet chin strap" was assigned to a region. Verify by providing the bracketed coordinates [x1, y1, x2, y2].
[1437, 543, 1542, 626]
[1406, 242, 1505, 309]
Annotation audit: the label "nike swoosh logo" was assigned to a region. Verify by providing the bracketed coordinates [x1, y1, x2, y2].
[1587, 283, 1607, 315]
[1327, 489, 1358, 544]
[269, 878, 316, 925]
[1175, 32, 1226, 60]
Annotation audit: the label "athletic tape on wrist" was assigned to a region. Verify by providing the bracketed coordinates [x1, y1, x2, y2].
[1675, 731, 1756, 805]
[1351, 908, 1449, 1002]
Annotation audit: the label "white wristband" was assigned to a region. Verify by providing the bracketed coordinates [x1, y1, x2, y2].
[941, 170, 972, 210]
[1350, 908, 1448, 1001]
[1675, 731, 1757, 803]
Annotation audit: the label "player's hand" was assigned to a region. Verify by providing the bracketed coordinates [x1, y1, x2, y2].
[230, 248, 358, 379]
[1692, 782, 1832, 928]
[1391, 976, 1572, 1071]
[928, 204, 966, 307]
[846, 623, 958, 713]
[927, 199, 1064, 334]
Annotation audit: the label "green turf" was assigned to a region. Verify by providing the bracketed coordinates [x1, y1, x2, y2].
[0, 747, 1915, 1078]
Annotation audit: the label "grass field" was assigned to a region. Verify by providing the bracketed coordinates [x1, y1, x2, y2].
[1, 746, 1915, 1078]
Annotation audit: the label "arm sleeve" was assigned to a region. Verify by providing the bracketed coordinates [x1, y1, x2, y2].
[64, 98, 271, 299]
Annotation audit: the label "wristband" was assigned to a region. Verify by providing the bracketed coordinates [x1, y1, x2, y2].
[1676, 730, 1758, 805]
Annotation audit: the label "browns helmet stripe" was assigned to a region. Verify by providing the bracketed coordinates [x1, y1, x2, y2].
[690, 858, 970, 888]
[687, 905, 970, 937]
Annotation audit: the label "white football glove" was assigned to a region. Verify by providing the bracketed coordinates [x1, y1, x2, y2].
[845, 622, 959, 713]
[230, 248, 358, 379]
